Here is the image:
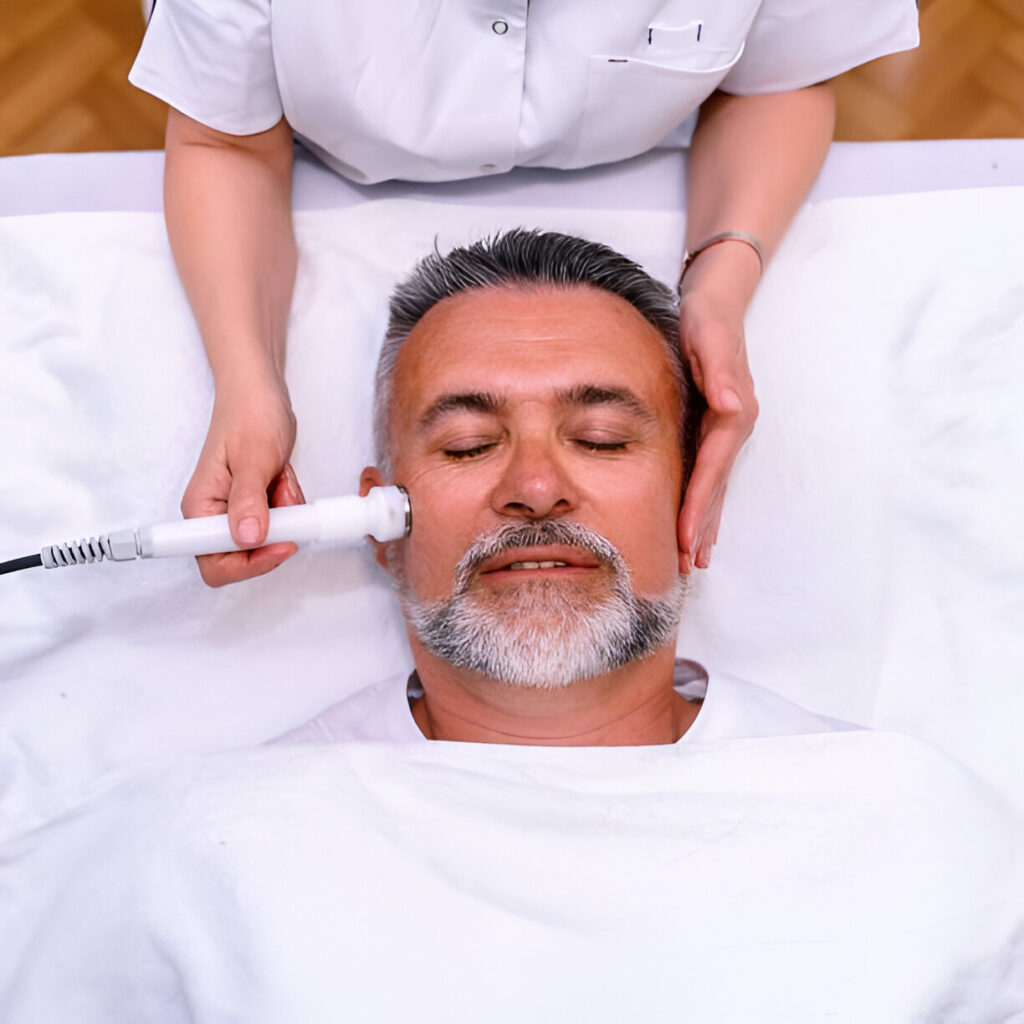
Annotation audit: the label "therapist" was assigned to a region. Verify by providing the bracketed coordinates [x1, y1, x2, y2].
[129, 1, 918, 587]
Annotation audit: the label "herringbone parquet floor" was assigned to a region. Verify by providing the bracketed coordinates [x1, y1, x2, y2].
[0, 0, 1021, 156]
[834, 0, 1024, 139]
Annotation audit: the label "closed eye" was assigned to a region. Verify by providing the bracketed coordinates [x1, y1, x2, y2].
[444, 442, 497, 460]
[575, 439, 629, 453]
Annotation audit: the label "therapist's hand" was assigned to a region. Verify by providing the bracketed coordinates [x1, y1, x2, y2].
[676, 250, 759, 572]
[181, 380, 305, 587]
[678, 84, 836, 569]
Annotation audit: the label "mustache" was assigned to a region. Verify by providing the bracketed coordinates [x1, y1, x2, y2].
[453, 520, 626, 591]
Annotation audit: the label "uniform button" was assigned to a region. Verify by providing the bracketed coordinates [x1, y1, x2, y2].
[491, 19, 509, 35]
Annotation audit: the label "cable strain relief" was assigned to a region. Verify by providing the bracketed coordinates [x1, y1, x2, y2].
[39, 530, 139, 569]
[106, 530, 141, 561]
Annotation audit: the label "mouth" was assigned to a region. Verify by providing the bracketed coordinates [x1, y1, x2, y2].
[475, 545, 603, 580]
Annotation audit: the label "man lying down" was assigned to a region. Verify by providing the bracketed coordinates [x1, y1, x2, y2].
[8, 231, 1024, 1021]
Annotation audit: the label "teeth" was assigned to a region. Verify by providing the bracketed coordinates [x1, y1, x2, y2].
[507, 560, 569, 570]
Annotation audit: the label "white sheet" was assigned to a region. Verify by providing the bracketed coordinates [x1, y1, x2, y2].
[2, 187, 1022, 833]
[2, 140, 1023, 219]
[5, 733, 1023, 1020]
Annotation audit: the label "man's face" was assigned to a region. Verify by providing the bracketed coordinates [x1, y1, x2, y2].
[371, 284, 686, 683]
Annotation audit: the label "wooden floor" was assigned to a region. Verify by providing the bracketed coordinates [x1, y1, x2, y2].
[834, 0, 1024, 139]
[1, 0, 1022, 156]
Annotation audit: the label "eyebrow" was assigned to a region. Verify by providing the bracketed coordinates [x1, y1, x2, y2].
[559, 384, 656, 423]
[419, 391, 503, 429]
[417, 383, 656, 430]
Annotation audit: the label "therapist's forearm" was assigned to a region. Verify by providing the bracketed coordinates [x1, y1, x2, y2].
[682, 84, 836, 310]
[163, 110, 297, 393]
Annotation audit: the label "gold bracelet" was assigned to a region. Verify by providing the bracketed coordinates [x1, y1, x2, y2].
[677, 231, 764, 292]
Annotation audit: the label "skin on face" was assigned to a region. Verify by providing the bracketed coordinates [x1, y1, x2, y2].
[373, 285, 684, 589]
[362, 284, 694, 744]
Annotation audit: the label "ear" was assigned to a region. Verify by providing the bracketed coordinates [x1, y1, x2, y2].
[359, 466, 386, 497]
[360, 466, 392, 569]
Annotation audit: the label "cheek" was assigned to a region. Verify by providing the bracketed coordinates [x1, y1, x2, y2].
[401, 534, 460, 599]
[619, 524, 680, 594]
[600, 469, 681, 592]
[390, 465, 480, 599]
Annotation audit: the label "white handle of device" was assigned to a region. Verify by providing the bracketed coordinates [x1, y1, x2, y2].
[137, 486, 410, 559]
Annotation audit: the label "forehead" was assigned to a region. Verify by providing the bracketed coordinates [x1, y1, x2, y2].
[390, 285, 679, 413]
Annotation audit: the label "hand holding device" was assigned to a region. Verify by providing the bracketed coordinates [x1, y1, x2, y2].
[0, 487, 411, 577]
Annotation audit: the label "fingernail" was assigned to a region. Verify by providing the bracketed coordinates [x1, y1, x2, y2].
[238, 517, 260, 546]
[720, 388, 742, 413]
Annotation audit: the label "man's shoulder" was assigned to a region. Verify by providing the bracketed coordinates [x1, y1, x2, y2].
[681, 662, 861, 743]
[271, 672, 420, 746]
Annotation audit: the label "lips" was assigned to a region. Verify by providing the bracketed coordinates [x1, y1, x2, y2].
[476, 545, 603, 576]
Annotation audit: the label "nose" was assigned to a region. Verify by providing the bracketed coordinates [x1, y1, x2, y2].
[491, 436, 575, 520]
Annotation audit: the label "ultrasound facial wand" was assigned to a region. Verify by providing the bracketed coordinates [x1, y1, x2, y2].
[0, 486, 411, 575]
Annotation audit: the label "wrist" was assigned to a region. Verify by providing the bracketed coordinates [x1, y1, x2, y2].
[213, 364, 292, 411]
[200, 315, 289, 386]
[677, 241, 762, 320]
[208, 337, 289, 393]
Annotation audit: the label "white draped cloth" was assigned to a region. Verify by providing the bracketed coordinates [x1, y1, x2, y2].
[5, 728, 1023, 1021]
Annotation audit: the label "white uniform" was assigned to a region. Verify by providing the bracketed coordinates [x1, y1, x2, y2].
[274, 661, 855, 745]
[130, 0, 918, 184]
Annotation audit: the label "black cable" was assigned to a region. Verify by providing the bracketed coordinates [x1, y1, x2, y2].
[0, 553, 43, 575]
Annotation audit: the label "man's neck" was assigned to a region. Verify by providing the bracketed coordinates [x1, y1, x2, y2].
[407, 643, 699, 746]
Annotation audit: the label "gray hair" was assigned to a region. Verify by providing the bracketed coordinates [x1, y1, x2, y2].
[373, 228, 704, 480]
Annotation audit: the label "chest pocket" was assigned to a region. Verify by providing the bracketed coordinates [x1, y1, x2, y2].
[568, 20, 746, 169]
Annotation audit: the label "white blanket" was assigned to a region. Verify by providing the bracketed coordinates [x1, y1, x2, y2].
[5, 732, 1024, 1021]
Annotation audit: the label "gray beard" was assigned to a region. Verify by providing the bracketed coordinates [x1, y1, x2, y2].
[396, 520, 685, 690]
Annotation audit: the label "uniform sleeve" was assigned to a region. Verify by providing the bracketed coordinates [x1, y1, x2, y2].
[719, 0, 919, 95]
[128, 0, 283, 135]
